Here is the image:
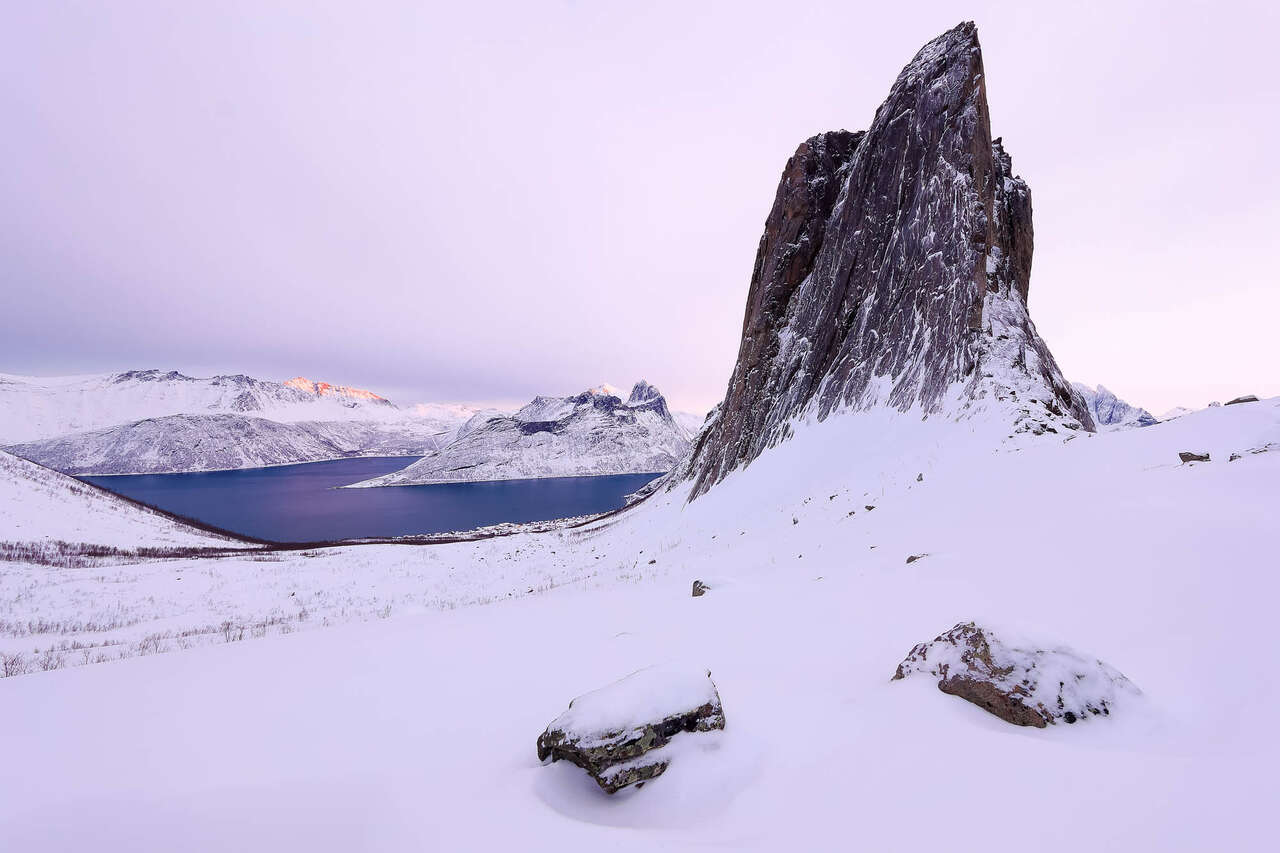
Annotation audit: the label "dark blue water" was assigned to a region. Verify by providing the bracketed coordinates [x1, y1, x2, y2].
[81, 457, 660, 543]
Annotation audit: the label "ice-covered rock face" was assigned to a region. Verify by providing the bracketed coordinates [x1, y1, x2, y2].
[1073, 383, 1158, 430]
[536, 664, 725, 794]
[892, 622, 1140, 727]
[676, 22, 1092, 499]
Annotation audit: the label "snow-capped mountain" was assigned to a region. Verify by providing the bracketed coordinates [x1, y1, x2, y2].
[1160, 406, 1196, 421]
[671, 22, 1092, 499]
[0, 369, 485, 474]
[0, 369, 442, 444]
[282, 376, 393, 406]
[4, 414, 465, 476]
[349, 381, 691, 487]
[1072, 383, 1159, 430]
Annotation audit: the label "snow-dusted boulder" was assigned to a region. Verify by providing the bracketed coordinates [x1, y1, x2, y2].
[536, 664, 725, 794]
[1226, 395, 1259, 406]
[892, 622, 1139, 727]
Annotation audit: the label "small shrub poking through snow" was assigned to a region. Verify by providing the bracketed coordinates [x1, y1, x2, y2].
[892, 622, 1140, 727]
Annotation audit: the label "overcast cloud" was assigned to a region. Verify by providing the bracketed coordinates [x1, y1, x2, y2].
[2, 0, 1276, 415]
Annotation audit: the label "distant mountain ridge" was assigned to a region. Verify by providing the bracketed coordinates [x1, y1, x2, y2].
[2, 370, 697, 478]
[0, 369, 481, 474]
[283, 376, 392, 405]
[1071, 383, 1158, 430]
[0, 369, 412, 444]
[5, 414, 460, 476]
[349, 381, 691, 487]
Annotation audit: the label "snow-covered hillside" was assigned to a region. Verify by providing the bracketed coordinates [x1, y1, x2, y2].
[0, 449, 246, 550]
[349, 382, 691, 487]
[1, 399, 1276, 849]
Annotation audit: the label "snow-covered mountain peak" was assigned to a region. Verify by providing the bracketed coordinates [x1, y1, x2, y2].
[1072, 383, 1158, 430]
[283, 376, 391, 405]
[586, 383, 625, 399]
[670, 22, 1092, 499]
[627, 380, 662, 406]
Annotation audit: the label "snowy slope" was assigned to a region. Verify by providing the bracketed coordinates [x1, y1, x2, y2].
[0, 399, 1276, 850]
[350, 382, 691, 487]
[1073, 382, 1159, 429]
[0, 449, 245, 549]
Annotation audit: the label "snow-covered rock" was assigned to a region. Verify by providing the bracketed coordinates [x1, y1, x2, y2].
[1072, 383, 1158, 430]
[892, 622, 1140, 727]
[536, 664, 726, 793]
[672, 22, 1093, 499]
[349, 382, 690, 487]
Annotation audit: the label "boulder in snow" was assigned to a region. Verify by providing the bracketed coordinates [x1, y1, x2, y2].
[1225, 395, 1259, 406]
[892, 622, 1139, 727]
[536, 664, 725, 793]
[691, 580, 710, 597]
[1179, 451, 1210, 463]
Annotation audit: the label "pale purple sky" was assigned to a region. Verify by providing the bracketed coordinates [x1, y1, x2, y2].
[2, 1, 1276, 415]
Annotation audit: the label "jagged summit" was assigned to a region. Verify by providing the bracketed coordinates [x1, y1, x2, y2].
[283, 376, 391, 405]
[628, 380, 661, 406]
[1073, 383, 1158, 430]
[676, 22, 1092, 499]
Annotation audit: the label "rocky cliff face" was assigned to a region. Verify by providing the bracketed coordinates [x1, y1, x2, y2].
[679, 22, 1092, 499]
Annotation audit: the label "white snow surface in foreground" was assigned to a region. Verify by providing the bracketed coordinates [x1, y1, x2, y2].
[1, 399, 1278, 850]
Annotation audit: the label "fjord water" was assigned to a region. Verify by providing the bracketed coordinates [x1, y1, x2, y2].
[82, 457, 660, 542]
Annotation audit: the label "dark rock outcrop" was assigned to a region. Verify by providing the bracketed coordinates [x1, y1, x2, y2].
[674, 22, 1092, 500]
[1179, 451, 1210, 463]
[536, 665, 725, 794]
[892, 622, 1139, 727]
[691, 579, 710, 597]
[1225, 395, 1259, 406]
